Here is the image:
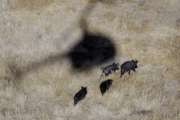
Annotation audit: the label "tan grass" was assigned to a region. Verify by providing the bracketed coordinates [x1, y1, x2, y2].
[0, 0, 179, 120]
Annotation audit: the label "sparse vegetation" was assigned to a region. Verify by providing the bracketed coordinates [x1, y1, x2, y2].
[0, 0, 179, 120]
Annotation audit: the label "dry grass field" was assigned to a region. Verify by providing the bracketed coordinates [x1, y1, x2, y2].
[0, 0, 180, 120]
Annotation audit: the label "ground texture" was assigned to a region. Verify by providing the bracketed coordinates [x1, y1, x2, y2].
[0, 0, 180, 120]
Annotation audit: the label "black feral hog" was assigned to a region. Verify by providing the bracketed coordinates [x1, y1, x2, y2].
[74, 86, 87, 106]
[100, 79, 113, 95]
[101, 62, 120, 76]
[120, 60, 138, 77]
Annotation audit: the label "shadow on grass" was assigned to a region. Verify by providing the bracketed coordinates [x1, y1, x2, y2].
[7, 0, 118, 80]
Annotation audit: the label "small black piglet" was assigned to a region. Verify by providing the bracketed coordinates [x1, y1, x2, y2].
[120, 59, 138, 77]
[74, 86, 87, 106]
[100, 79, 113, 95]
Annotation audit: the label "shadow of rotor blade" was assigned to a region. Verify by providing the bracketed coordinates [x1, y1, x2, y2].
[8, 53, 66, 80]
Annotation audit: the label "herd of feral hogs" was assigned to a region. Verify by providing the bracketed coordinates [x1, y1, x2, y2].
[74, 59, 138, 106]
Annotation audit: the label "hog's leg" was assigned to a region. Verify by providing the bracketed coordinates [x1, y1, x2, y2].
[132, 68, 136, 72]
[120, 69, 125, 77]
[128, 70, 131, 75]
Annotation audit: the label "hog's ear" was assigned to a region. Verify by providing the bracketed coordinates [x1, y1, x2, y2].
[81, 86, 87, 89]
[110, 79, 113, 83]
[135, 60, 138, 63]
